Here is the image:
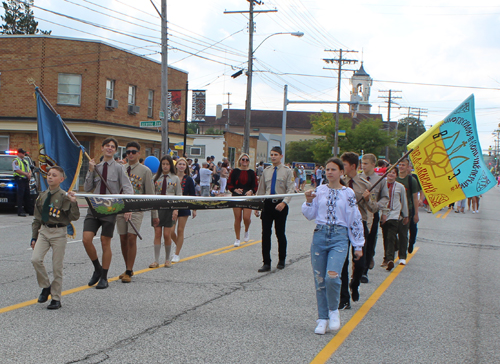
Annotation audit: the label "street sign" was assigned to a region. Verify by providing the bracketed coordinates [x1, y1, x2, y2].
[140, 120, 162, 127]
[159, 111, 165, 120]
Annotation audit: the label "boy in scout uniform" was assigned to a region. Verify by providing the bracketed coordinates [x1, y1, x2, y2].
[83, 137, 133, 289]
[117, 141, 158, 283]
[31, 166, 80, 310]
[255, 146, 295, 272]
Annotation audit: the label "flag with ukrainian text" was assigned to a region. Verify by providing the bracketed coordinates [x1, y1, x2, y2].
[36, 87, 84, 192]
[408, 95, 495, 213]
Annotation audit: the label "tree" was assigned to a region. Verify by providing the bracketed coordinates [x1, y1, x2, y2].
[285, 139, 319, 164]
[204, 127, 223, 135]
[310, 112, 395, 160]
[186, 122, 199, 134]
[1, 0, 51, 35]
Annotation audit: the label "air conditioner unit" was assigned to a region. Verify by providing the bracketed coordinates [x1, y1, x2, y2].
[128, 105, 140, 114]
[106, 98, 118, 109]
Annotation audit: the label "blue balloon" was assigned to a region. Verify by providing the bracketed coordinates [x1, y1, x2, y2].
[144, 156, 160, 174]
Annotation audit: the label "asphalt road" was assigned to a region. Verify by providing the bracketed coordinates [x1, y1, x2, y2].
[0, 188, 499, 364]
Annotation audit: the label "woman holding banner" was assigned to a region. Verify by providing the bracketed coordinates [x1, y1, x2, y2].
[149, 155, 182, 268]
[170, 158, 197, 263]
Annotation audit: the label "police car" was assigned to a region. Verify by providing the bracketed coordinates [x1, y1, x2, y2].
[0, 150, 38, 209]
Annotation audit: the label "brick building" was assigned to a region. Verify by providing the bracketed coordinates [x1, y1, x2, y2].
[0, 35, 192, 188]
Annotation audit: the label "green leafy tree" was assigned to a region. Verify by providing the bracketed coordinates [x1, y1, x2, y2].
[204, 127, 223, 135]
[397, 116, 426, 146]
[284, 139, 319, 164]
[186, 122, 199, 134]
[310, 112, 395, 159]
[1, 0, 51, 34]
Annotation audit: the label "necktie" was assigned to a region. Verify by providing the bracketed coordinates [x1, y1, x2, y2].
[348, 179, 354, 189]
[127, 166, 131, 176]
[41, 191, 52, 223]
[270, 167, 277, 195]
[161, 175, 167, 195]
[367, 176, 370, 181]
[99, 162, 108, 194]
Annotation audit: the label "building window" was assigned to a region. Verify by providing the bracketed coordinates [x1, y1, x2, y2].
[0, 135, 9, 150]
[57, 73, 82, 106]
[128, 85, 136, 105]
[153, 148, 160, 158]
[190, 147, 201, 156]
[145, 148, 152, 157]
[114, 146, 126, 162]
[106, 80, 115, 99]
[148, 90, 154, 118]
[227, 147, 236, 168]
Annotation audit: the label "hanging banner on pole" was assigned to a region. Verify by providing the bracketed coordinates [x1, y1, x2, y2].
[168, 90, 182, 122]
[192, 90, 206, 122]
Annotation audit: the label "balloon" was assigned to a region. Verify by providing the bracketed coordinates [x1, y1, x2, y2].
[144, 156, 160, 174]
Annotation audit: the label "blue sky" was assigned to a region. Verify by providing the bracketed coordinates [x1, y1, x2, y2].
[19, 0, 500, 149]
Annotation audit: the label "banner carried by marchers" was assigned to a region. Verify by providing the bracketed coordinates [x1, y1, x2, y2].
[85, 197, 264, 218]
[408, 94, 496, 213]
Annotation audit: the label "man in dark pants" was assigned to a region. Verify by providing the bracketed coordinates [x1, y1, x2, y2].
[255, 147, 295, 272]
[12, 148, 34, 217]
[339, 152, 377, 310]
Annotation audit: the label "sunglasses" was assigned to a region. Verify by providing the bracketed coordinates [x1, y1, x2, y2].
[241, 158, 249, 162]
[126, 150, 138, 155]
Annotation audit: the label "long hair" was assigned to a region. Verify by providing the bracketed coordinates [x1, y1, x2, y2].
[175, 157, 190, 176]
[237, 153, 250, 167]
[154, 155, 176, 182]
[325, 157, 347, 186]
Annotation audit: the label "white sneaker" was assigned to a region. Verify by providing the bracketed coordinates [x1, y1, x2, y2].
[472, 210, 476, 214]
[243, 231, 250, 242]
[399, 259, 406, 265]
[329, 309, 341, 331]
[171, 254, 180, 263]
[315, 319, 328, 335]
[234, 239, 240, 247]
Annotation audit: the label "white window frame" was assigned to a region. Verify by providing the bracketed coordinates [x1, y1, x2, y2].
[57, 73, 82, 106]
[190, 147, 201, 156]
[148, 90, 154, 118]
[106, 79, 115, 99]
[128, 85, 136, 105]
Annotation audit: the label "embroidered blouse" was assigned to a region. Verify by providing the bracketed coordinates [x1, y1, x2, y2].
[301, 184, 365, 250]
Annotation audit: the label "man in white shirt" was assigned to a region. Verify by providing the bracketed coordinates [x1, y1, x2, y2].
[199, 162, 212, 197]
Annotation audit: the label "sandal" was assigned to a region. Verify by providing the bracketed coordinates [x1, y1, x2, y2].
[149, 262, 159, 268]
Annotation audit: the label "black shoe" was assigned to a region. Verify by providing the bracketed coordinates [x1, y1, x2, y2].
[408, 243, 414, 254]
[38, 286, 51, 303]
[349, 281, 360, 302]
[258, 264, 271, 273]
[47, 300, 61, 310]
[276, 261, 285, 270]
[360, 274, 369, 284]
[368, 258, 375, 270]
[338, 302, 351, 310]
[96, 278, 109, 289]
[18, 213, 27, 217]
[88, 270, 102, 286]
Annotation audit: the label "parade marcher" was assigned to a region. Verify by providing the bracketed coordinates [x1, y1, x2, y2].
[171, 157, 197, 263]
[31, 166, 80, 309]
[255, 146, 295, 272]
[380, 166, 409, 270]
[12, 148, 34, 217]
[302, 158, 364, 334]
[339, 152, 376, 310]
[150, 155, 182, 268]
[359, 153, 389, 283]
[117, 142, 158, 283]
[396, 158, 420, 254]
[83, 137, 134, 289]
[227, 153, 258, 247]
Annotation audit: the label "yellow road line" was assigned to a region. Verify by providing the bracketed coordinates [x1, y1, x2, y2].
[441, 208, 452, 219]
[0, 241, 259, 315]
[435, 213, 442, 218]
[214, 240, 262, 255]
[310, 247, 420, 364]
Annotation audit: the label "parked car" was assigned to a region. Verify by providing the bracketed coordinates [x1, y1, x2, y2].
[0, 151, 39, 209]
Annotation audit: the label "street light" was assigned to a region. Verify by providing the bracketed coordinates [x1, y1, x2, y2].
[241, 31, 304, 154]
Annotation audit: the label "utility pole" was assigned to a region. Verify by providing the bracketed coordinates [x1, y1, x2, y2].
[224, 2, 276, 154]
[224, 92, 232, 132]
[411, 107, 428, 137]
[378, 90, 401, 160]
[160, 0, 169, 156]
[323, 49, 358, 157]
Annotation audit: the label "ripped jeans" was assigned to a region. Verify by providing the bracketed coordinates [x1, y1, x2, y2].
[311, 224, 349, 320]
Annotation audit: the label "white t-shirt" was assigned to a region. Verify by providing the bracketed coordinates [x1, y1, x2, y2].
[199, 168, 212, 187]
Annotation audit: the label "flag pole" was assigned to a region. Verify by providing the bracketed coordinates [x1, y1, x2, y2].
[367, 148, 414, 192]
[29, 80, 143, 239]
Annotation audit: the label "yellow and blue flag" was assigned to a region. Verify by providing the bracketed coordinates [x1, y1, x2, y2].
[408, 95, 495, 213]
[36, 87, 84, 192]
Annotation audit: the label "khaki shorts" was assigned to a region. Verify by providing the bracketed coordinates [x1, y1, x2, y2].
[116, 212, 144, 235]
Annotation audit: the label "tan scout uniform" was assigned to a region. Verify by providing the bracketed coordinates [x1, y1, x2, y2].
[359, 171, 389, 230]
[116, 162, 158, 235]
[31, 187, 80, 302]
[342, 174, 377, 222]
[256, 164, 295, 204]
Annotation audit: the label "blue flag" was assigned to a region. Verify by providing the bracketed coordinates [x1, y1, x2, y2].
[36, 88, 84, 191]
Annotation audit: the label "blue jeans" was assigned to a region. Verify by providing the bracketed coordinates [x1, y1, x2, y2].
[311, 224, 349, 319]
